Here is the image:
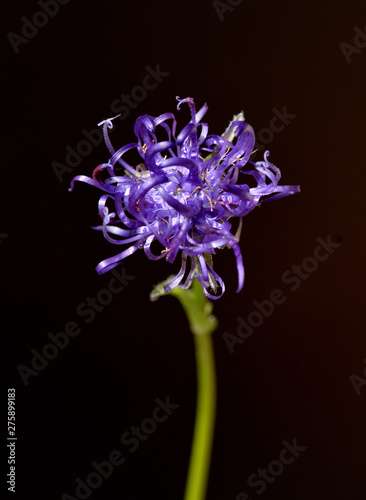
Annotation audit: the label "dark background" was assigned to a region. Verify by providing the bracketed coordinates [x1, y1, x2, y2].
[2, 1, 366, 499]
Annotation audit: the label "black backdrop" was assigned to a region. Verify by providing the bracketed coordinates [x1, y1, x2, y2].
[2, 1, 366, 499]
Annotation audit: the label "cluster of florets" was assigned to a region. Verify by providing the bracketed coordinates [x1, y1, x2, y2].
[70, 97, 299, 298]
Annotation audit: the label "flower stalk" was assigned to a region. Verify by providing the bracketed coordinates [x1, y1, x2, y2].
[183, 313, 216, 500]
[152, 278, 218, 500]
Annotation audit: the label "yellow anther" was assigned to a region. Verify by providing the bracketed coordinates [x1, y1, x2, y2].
[187, 186, 214, 212]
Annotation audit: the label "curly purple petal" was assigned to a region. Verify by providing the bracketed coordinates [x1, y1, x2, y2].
[70, 97, 300, 298]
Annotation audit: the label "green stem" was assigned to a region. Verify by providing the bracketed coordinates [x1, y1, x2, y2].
[183, 328, 216, 500]
[150, 277, 218, 500]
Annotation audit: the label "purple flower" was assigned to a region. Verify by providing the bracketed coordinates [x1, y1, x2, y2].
[70, 97, 299, 299]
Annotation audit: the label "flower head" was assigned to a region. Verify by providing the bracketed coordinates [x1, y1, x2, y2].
[70, 97, 299, 298]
